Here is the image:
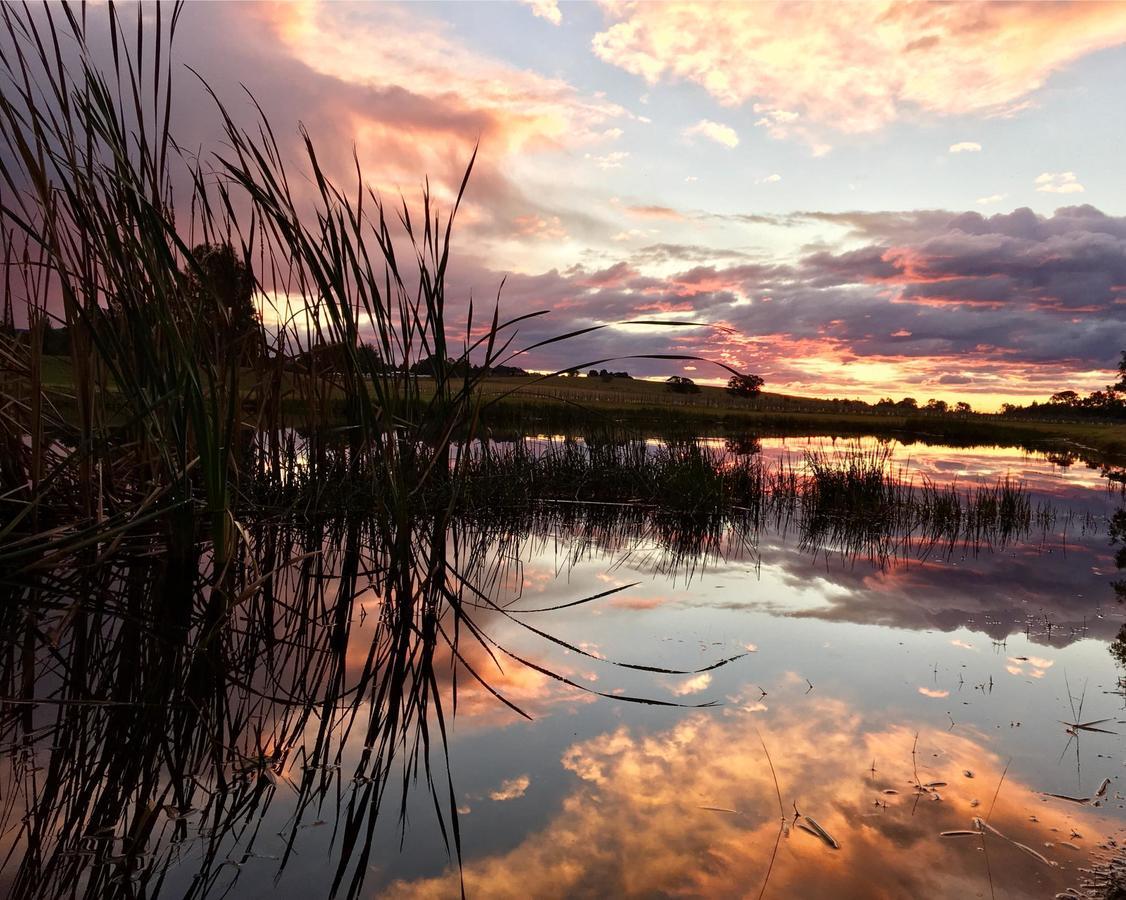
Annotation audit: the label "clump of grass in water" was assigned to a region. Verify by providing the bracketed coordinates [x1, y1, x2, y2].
[455, 437, 1047, 566]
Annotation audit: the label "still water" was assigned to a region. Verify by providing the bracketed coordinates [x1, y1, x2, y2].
[4, 436, 1126, 899]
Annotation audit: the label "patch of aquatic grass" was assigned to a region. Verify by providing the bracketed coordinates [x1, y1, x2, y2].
[451, 437, 1048, 567]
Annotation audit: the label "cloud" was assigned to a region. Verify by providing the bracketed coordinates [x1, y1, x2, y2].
[521, 0, 562, 26]
[1036, 171, 1085, 194]
[683, 119, 740, 148]
[626, 204, 685, 220]
[670, 673, 712, 696]
[592, 1, 1126, 142]
[949, 142, 982, 153]
[756, 173, 782, 184]
[976, 194, 1006, 205]
[214, 0, 628, 254]
[446, 204, 1126, 404]
[586, 151, 630, 169]
[384, 700, 1096, 898]
[489, 774, 531, 801]
[514, 214, 568, 240]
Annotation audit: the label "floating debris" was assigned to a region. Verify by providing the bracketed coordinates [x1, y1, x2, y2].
[797, 815, 840, 850]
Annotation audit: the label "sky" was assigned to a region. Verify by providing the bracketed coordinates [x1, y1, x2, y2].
[157, 2, 1126, 407]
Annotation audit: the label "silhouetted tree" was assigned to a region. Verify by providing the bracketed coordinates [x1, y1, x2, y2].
[726, 373, 765, 398]
[1050, 390, 1080, 406]
[954, 401, 972, 414]
[185, 243, 261, 364]
[665, 375, 699, 394]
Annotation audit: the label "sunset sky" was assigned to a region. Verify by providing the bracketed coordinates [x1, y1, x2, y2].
[173, 1, 1126, 408]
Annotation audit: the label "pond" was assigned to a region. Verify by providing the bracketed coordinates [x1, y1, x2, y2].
[3, 435, 1126, 899]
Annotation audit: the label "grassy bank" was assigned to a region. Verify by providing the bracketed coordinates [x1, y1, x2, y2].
[30, 357, 1126, 461]
[472, 375, 1126, 460]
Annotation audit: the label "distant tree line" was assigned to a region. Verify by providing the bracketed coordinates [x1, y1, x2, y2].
[588, 368, 632, 381]
[997, 351, 1126, 422]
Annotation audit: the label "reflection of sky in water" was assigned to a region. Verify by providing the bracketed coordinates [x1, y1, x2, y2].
[726, 434, 1118, 500]
[97, 443, 1126, 896]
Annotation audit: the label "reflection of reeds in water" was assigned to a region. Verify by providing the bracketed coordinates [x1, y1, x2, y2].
[1, 512, 742, 899]
[0, 438, 1060, 898]
[459, 439, 1051, 571]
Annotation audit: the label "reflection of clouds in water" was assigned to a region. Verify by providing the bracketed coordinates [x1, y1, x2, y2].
[607, 594, 667, 610]
[669, 672, 712, 696]
[918, 687, 950, 698]
[752, 437, 1114, 499]
[742, 539, 1119, 647]
[450, 640, 599, 730]
[384, 698, 1114, 899]
[1006, 656, 1054, 678]
[489, 775, 531, 802]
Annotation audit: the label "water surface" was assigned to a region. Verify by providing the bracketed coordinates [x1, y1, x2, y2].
[4, 436, 1126, 899]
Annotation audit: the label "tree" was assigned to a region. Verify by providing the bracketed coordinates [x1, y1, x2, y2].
[726, 373, 765, 398]
[925, 398, 948, 414]
[185, 242, 261, 364]
[896, 397, 918, 411]
[954, 401, 972, 415]
[1050, 390, 1080, 406]
[665, 375, 700, 394]
[1116, 350, 1126, 391]
[410, 354, 471, 378]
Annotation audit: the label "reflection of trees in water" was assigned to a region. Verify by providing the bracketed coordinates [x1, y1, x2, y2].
[1109, 506, 1126, 585]
[1110, 625, 1126, 670]
[1106, 496, 1126, 672]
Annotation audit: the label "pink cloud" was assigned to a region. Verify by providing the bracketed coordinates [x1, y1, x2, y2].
[593, 1, 1126, 142]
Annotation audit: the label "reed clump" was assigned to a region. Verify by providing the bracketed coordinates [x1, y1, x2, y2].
[449, 437, 1049, 562]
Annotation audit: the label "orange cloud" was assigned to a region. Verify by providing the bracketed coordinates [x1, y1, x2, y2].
[627, 204, 685, 220]
[267, 2, 625, 155]
[593, 2, 1126, 139]
[383, 697, 1113, 898]
[243, 0, 628, 248]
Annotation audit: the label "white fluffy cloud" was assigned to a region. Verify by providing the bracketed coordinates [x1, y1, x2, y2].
[949, 142, 982, 153]
[683, 119, 739, 148]
[521, 0, 561, 26]
[1035, 172, 1084, 194]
